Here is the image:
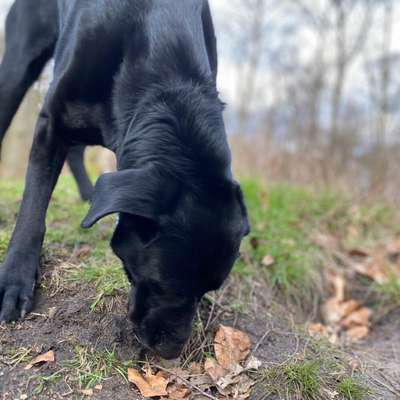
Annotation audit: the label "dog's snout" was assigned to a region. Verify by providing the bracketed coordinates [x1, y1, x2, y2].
[153, 341, 185, 360]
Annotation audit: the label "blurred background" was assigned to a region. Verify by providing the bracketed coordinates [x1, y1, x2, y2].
[0, 0, 399, 201]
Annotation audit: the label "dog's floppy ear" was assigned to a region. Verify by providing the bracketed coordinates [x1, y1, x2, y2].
[81, 166, 177, 228]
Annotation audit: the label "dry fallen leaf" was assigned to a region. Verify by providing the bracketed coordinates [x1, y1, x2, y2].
[329, 272, 347, 302]
[48, 307, 57, 319]
[189, 362, 203, 375]
[323, 298, 360, 324]
[262, 254, 275, 267]
[322, 298, 344, 324]
[167, 384, 191, 400]
[73, 244, 92, 260]
[25, 350, 55, 370]
[250, 237, 259, 250]
[352, 261, 387, 284]
[128, 367, 169, 397]
[80, 389, 94, 397]
[217, 372, 254, 399]
[324, 388, 340, 399]
[214, 325, 251, 370]
[348, 248, 369, 258]
[245, 355, 262, 371]
[169, 367, 190, 383]
[216, 364, 244, 390]
[346, 326, 369, 342]
[204, 358, 227, 382]
[314, 233, 340, 251]
[188, 374, 213, 390]
[340, 307, 371, 329]
[308, 323, 329, 338]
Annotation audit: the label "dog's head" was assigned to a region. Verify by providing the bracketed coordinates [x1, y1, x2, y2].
[82, 165, 249, 359]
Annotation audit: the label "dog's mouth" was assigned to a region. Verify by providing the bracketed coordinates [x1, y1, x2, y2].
[130, 322, 186, 360]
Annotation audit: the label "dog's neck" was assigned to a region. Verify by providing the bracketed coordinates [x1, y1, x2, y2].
[113, 73, 232, 185]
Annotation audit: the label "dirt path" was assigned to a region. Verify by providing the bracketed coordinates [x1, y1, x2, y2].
[351, 310, 400, 399]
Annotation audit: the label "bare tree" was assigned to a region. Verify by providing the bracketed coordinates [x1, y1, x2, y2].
[329, 0, 373, 150]
[222, 0, 274, 134]
[363, 0, 396, 192]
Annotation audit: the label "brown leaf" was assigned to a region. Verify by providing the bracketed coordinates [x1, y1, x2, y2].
[128, 367, 169, 397]
[48, 307, 57, 319]
[352, 262, 387, 284]
[308, 323, 329, 338]
[216, 364, 244, 390]
[262, 255, 275, 267]
[204, 358, 227, 382]
[250, 237, 259, 250]
[314, 233, 340, 251]
[73, 245, 92, 260]
[329, 272, 347, 302]
[323, 297, 362, 324]
[189, 374, 213, 390]
[322, 298, 343, 325]
[167, 384, 191, 400]
[348, 248, 369, 258]
[169, 367, 190, 382]
[214, 325, 251, 370]
[189, 362, 203, 375]
[80, 389, 94, 397]
[346, 326, 369, 342]
[340, 307, 371, 329]
[340, 300, 361, 318]
[25, 351, 55, 370]
[216, 371, 254, 399]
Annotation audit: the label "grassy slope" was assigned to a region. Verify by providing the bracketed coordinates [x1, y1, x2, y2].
[1, 176, 399, 399]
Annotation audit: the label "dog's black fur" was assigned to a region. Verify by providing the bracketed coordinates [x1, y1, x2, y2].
[0, 0, 93, 201]
[0, 0, 249, 359]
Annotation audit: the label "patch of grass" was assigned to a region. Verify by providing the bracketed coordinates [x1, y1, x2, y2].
[0, 230, 10, 259]
[260, 359, 324, 400]
[32, 371, 64, 396]
[373, 277, 400, 307]
[338, 377, 368, 400]
[0, 347, 34, 368]
[284, 361, 321, 399]
[63, 345, 135, 390]
[237, 180, 340, 300]
[257, 334, 370, 400]
[68, 262, 128, 310]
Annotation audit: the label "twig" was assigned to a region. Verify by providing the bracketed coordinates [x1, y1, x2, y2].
[253, 330, 271, 354]
[154, 364, 218, 400]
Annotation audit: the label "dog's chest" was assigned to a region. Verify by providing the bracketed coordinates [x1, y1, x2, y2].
[58, 101, 110, 143]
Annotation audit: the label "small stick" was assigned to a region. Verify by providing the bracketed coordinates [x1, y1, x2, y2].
[253, 329, 271, 354]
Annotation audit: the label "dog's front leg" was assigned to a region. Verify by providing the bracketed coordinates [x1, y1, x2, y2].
[0, 114, 67, 321]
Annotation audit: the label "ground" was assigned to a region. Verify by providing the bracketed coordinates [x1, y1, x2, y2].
[0, 176, 399, 399]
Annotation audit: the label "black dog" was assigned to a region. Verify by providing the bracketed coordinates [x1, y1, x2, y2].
[0, 0, 249, 359]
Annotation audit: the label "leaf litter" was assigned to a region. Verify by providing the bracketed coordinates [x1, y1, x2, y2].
[24, 350, 55, 370]
[128, 325, 262, 399]
[311, 232, 400, 345]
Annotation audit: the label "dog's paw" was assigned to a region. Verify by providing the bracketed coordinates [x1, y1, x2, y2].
[0, 261, 37, 322]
